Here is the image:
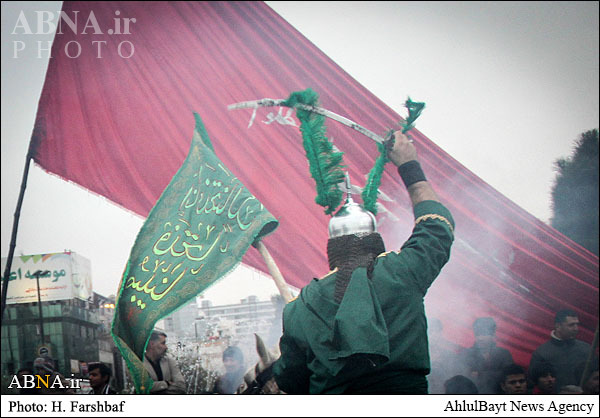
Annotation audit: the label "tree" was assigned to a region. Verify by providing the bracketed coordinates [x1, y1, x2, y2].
[550, 129, 599, 255]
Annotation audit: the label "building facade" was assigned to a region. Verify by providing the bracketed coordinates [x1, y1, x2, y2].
[93, 292, 126, 392]
[1, 298, 100, 379]
[1, 252, 125, 393]
[164, 300, 199, 341]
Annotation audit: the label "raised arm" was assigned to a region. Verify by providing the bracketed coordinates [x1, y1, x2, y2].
[379, 130, 455, 293]
[387, 130, 439, 206]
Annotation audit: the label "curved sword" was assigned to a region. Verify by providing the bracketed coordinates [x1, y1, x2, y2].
[227, 98, 387, 144]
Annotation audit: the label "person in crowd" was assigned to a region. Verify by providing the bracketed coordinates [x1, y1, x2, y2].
[499, 364, 528, 395]
[143, 330, 186, 394]
[212, 346, 246, 394]
[444, 375, 478, 394]
[529, 309, 594, 391]
[33, 357, 74, 394]
[428, 317, 462, 394]
[16, 367, 40, 394]
[87, 362, 116, 394]
[272, 130, 455, 394]
[558, 385, 584, 394]
[528, 362, 557, 394]
[456, 317, 514, 394]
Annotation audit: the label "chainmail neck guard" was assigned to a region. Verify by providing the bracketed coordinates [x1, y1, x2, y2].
[326, 233, 386, 304]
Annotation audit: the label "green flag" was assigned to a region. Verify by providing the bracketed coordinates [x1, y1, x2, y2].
[111, 114, 278, 394]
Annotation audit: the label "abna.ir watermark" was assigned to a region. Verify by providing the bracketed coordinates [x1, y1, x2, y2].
[11, 10, 136, 59]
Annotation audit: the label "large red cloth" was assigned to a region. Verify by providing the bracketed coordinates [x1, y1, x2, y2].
[31, 1, 598, 367]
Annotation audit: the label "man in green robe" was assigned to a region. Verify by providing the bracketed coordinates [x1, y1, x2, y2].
[273, 130, 455, 394]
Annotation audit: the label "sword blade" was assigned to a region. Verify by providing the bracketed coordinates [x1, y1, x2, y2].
[228, 98, 386, 144]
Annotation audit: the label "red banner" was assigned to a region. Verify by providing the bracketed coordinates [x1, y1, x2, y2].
[31, 1, 598, 367]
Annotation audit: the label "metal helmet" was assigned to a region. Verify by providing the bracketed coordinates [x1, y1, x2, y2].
[328, 174, 377, 238]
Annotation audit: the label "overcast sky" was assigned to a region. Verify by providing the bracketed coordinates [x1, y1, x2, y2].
[1, 1, 598, 302]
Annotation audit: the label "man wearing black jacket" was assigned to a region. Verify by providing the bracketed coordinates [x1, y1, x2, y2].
[529, 309, 593, 392]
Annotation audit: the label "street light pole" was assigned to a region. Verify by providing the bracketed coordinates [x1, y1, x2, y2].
[32, 270, 50, 345]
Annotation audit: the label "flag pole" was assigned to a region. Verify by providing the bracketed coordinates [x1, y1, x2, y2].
[254, 240, 293, 303]
[1, 147, 34, 325]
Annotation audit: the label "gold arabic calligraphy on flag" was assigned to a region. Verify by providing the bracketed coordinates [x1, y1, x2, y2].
[112, 114, 278, 366]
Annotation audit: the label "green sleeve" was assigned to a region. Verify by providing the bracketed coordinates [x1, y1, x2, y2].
[273, 303, 311, 394]
[378, 200, 455, 294]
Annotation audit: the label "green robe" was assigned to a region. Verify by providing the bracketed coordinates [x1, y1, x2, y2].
[273, 200, 455, 394]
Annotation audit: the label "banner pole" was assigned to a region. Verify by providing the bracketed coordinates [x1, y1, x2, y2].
[1, 149, 34, 325]
[254, 241, 293, 303]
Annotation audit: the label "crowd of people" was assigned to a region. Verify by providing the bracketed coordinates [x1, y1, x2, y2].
[11, 330, 246, 395]
[429, 310, 598, 395]
[14, 358, 115, 395]
[10, 310, 598, 396]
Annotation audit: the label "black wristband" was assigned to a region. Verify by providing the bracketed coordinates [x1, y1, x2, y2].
[397, 160, 427, 188]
